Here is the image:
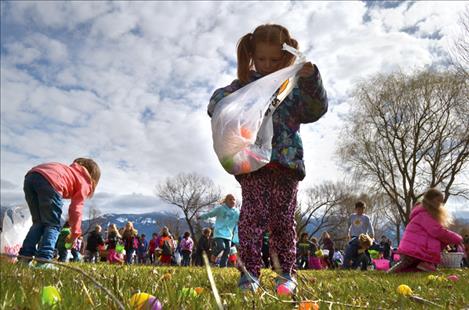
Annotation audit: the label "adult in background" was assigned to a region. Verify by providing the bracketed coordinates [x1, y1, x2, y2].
[198, 194, 240, 268]
[348, 201, 374, 240]
[85, 224, 105, 263]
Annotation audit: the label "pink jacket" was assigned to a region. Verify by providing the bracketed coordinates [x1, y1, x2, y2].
[30, 162, 93, 239]
[398, 204, 462, 264]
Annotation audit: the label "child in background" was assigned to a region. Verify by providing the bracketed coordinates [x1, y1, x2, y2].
[193, 227, 212, 266]
[308, 237, 322, 270]
[208, 24, 328, 293]
[106, 224, 123, 264]
[70, 235, 83, 262]
[148, 233, 159, 265]
[85, 224, 105, 263]
[389, 188, 463, 272]
[296, 232, 312, 269]
[320, 232, 335, 269]
[159, 227, 175, 266]
[228, 245, 238, 267]
[56, 222, 71, 262]
[18, 158, 100, 269]
[179, 231, 194, 266]
[122, 221, 138, 264]
[343, 234, 373, 271]
[137, 234, 148, 264]
[198, 194, 240, 268]
[348, 201, 374, 239]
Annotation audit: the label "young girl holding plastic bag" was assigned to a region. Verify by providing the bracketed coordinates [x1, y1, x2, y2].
[208, 24, 328, 294]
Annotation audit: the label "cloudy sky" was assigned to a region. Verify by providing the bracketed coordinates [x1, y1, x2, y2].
[1, 1, 468, 217]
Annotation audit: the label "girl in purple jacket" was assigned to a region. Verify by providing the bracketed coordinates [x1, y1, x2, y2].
[388, 188, 463, 273]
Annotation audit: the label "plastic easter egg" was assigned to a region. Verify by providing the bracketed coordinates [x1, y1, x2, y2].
[240, 127, 252, 139]
[427, 275, 436, 281]
[276, 284, 292, 297]
[240, 161, 251, 174]
[299, 301, 319, 310]
[116, 244, 125, 253]
[129, 292, 153, 309]
[447, 275, 459, 282]
[64, 242, 72, 249]
[41, 286, 61, 306]
[396, 284, 413, 296]
[146, 297, 162, 310]
[180, 287, 198, 298]
[194, 287, 204, 295]
[221, 157, 235, 172]
[162, 273, 172, 281]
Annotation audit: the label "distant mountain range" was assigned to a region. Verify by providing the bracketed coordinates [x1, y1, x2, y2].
[81, 211, 194, 239]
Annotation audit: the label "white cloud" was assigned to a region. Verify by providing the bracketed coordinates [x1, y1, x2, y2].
[1, 2, 467, 217]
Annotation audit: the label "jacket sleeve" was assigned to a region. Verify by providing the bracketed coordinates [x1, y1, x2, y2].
[423, 221, 463, 245]
[199, 205, 221, 220]
[296, 65, 328, 124]
[207, 80, 241, 118]
[69, 192, 87, 239]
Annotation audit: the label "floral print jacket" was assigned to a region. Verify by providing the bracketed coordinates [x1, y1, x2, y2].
[208, 66, 328, 180]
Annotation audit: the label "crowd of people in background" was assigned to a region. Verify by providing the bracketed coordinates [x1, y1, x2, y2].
[52, 195, 469, 272]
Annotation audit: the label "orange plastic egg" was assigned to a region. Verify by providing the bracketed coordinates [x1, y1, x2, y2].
[240, 161, 251, 173]
[240, 127, 252, 139]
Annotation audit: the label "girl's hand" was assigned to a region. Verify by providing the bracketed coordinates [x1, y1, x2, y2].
[297, 62, 316, 78]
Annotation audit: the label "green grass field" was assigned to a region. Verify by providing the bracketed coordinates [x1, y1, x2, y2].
[1, 259, 468, 309]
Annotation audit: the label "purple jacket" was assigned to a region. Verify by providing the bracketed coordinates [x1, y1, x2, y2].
[398, 204, 462, 264]
[180, 237, 194, 252]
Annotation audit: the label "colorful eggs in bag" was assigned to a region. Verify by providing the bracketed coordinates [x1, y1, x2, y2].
[64, 242, 72, 249]
[240, 161, 251, 174]
[240, 127, 252, 139]
[41, 286, 62, 306]
[220, 157, 235, 172]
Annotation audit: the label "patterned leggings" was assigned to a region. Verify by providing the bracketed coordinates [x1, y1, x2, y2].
[236, 167, 299, 278]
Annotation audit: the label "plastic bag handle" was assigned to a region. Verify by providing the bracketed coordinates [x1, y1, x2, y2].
[282, 43, 307, 63]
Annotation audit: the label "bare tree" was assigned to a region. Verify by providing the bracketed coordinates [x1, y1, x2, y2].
[156, 172, 221, 244]
[296, 181, 355, 237]
[338, 69, 469, 225]
[83, 202, 101, 236]
[449, 6, 469, 78]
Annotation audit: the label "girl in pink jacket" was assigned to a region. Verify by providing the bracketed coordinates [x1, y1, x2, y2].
[389, 188, 463, 273]
[18, 158, 100, 269]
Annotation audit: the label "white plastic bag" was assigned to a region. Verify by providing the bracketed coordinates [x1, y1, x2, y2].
[0, 205, 32, 261]
[211, 44, 306, 175]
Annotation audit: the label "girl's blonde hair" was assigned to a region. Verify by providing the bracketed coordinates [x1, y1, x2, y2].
[358, 234, 373, 248]
[108, 224, 122, 238]
[73, 158, 101, 197]
[125, 221, 138, 235]
[422, 188, 452, 227]
[221, 194, 235, 204]
[237, 24, 298, 84]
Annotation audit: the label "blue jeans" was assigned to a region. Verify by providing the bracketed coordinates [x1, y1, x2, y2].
[18, 172, 63, 261]
[213, 238, 231, 267]
[126, 248, 135, 264]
